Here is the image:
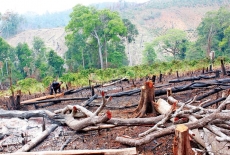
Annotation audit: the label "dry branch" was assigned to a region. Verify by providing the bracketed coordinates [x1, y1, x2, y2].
[138, 98, 176, 137]
[116, 95, 230, 146]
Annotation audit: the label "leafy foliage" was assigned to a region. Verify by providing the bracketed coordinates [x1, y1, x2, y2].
[48, 50, 64, 77]
[142, 42, 157, 64]
[16, 78, 44, 94]
[0, 12, 24, 39]
[197, 7, 230, 57]
[65, 5, 128, 69]
[145, 29, 188, 60]
[15, 43, 33, 78]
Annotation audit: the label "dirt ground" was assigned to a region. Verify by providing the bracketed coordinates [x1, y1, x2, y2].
[0, 67, 230, 155]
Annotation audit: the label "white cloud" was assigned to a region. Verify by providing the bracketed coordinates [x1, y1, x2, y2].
[0, 0, 149, 15]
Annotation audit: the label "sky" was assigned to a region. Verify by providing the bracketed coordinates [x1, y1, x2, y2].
[0, 0, 149, 15]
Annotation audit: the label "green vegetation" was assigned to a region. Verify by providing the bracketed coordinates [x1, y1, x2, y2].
[0, 12, 24, 39]
[0, 57, 227, 96]
[1, 6, 230, 95]
[197, 7, 230, 58]
[65, 5, 128, 69]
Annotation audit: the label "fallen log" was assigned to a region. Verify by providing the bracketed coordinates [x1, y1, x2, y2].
[9, 147, 137, 155]
[196, 87, 230, 101]
[169, 75, 216, 83]
[108, 115, 164, 126]
[16, 124, 58, 152]
[20, 93, 64, 105]
[116, 112, 230, 146]
[115, 95, 230, 146]
[0, 109, 57, 119]
[102, 77, 128, 87]
[88, 103, 138, 109]
[81, 94, 98, 107]
[22, 97, 89, 105]
[69, 85, 101, 94]
[202, 97, 226, 108]
[104, 78, 230, 98]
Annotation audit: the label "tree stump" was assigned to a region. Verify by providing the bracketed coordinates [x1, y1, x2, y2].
[173, 124, 194, 155]
[134, 81, 157, 117]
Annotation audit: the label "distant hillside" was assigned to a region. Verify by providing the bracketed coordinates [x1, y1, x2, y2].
[6, 1, 230, 64]
[7, 28, 67, 57]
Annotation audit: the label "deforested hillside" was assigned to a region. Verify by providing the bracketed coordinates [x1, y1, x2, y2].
[7, 27, 67, 57]
[6, 0, 230, 64]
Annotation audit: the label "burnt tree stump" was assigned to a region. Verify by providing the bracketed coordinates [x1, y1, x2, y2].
[134, 81, 157, 118]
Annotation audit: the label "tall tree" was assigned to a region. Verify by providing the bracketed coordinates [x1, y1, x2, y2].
[15, 43, 33, 78]
[0, 37, 10, 62]
[142, 43, 157, 64]
[32, 37, 48, 79]
[122, 19, 138, 66]
[197, 7, 230, 57]
[0, 12, 23, 39]
[65, 32, 91, 71]
[48, 50, 64, 77]
[65, 5, 127, 69]
[219, 26, 230, 56]
[151, 29, 188, 60]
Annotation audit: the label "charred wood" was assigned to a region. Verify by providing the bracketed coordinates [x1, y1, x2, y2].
[169, 75, 216, 83]
[202, 97, 226, 108]
[196, 87, 230, 101]
[22, 97, 89, 105]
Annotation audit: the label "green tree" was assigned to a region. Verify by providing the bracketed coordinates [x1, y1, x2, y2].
[185, 42, 206, 60]
[107, 41, 128, 68]
[0, 37, 10, 62]
[152, 29, 188, 60]
[0, 12, 24, 39]
[15, 43, 33, 78]
[197, 7, 230, 57]
[65, 32, 91, 71]
[48, 50, 64, 77]
[32, 37, 46, 58]
[122, 19, 138, 66]
[219, 25, 230, 56]
[32, 37, 49, 79]
[142, 43, 157, 64]
[65, 5, 127, 69]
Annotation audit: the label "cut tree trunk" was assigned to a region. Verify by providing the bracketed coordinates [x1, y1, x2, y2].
[134, 81, 157, 117]
[173, 124, 194, 155]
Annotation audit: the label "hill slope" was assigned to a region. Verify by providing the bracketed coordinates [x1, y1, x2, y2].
[7, 27, 67, 57]
[6, 3, 229, 64]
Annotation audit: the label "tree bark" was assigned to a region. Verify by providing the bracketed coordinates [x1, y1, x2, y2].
[173, 124, 194, 155]
[134, 81, 157, 117]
